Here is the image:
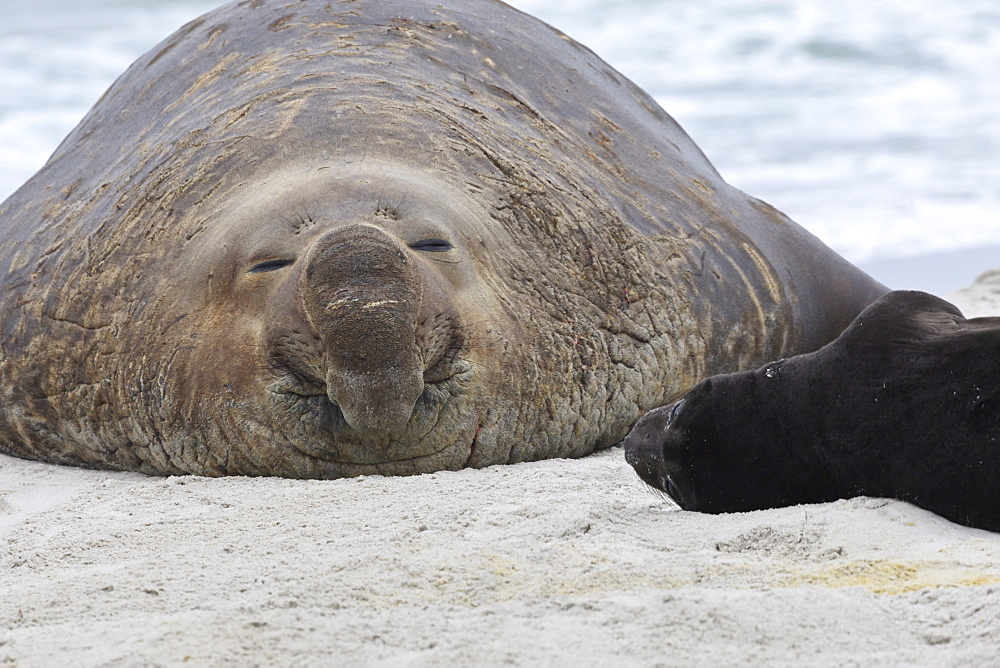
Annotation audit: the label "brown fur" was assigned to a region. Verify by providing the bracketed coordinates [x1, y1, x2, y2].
[0, 0, 886, 477]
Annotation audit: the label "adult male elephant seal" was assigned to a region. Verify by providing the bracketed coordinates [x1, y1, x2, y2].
[0, 0, 886, 478]
[625, 291, 1000, 532]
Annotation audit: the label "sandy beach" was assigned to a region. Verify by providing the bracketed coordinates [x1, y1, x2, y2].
[2, 1, 1000, 663]
[2, 272, 999, 666]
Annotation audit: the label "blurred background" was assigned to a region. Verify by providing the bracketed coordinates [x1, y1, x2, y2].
[2, 0, 998, 295]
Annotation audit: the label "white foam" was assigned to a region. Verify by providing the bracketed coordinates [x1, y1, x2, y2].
[2, 0, 1000, 265]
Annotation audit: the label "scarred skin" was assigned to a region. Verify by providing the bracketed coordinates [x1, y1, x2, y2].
[0, 0, 886, 477]
[624, 291, 1000, 532]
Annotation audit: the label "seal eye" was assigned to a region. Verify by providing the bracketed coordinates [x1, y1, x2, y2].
[664, 475, 687, 509]
[409, 238, 453, 252]
[667, 399, 685, 426]
[248, 258, 295, 273]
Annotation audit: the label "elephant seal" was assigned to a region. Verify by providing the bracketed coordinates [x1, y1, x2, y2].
[0, 0, 886, 478]
[625, 291, 1000, 532]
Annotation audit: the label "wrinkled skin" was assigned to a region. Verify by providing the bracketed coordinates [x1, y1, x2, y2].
[0, 0, 886, 477]
[625, 291, 1000, 532]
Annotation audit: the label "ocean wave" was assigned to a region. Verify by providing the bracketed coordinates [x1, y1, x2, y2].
[2, 0, 998, 265]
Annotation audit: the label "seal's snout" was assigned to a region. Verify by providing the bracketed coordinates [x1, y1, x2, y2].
[624, 404, 672, 485]
[300, 224, 424, 433]
[625, 402, 695, 509]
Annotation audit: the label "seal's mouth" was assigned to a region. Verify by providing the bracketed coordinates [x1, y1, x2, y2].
[661, 474, 691, 509]
[263, 306, 469, 436]
[626, 454, 691, 510]
[267, 359, 474, 436]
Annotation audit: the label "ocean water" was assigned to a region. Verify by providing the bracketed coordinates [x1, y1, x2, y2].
[2, 0, 999, 293]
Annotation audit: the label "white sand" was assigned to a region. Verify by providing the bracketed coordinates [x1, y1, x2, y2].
[2, 275, 1000, 666]
[948, 269, 1000, 319]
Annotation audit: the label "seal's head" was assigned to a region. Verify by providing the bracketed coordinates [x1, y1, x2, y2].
[622, 371, 832, 514]
[165, 164, 526, 475]
[625, 290, 1000, 532]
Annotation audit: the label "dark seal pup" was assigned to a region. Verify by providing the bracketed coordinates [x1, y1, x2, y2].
[0, 0, 885, 478]
[625, 290, 1000, 532]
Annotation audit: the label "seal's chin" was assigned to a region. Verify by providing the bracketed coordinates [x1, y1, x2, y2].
[264, 359, 475, 464]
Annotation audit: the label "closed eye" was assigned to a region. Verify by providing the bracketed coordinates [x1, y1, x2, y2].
[248, 258, 295, 273]
[667, 399, 685, 426]
[408, 238, 453, 252]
